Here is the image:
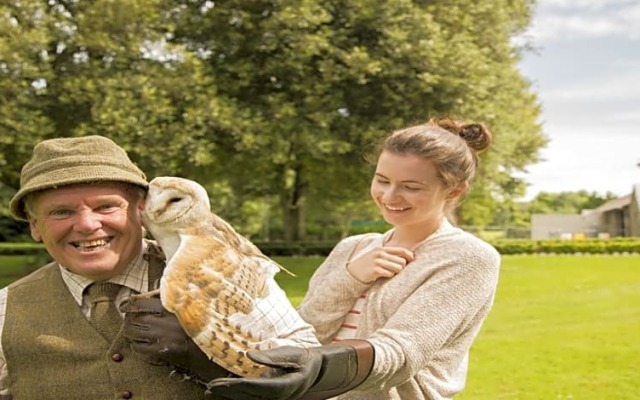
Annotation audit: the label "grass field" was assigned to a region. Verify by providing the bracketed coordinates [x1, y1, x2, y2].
[274, 255, 640, 399]
[2, 254, 639, 398]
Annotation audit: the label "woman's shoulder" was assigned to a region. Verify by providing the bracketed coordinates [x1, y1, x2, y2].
[337, 232, 384, 247]
[329, 232, 384, 258]
[431, 224, 500, 265]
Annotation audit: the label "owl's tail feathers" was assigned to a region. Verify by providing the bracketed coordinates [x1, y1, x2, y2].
[259, 256, 295, 277]
[193, 318, 272, 378]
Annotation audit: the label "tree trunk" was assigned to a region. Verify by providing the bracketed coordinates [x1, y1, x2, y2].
[281, 164, 307, 241]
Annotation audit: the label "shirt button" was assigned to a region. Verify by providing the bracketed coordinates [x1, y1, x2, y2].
[122, 390, 133, 399]
[111, 353, 124, 362]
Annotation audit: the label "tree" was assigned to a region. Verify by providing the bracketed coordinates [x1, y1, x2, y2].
[527, 191, 618, 215]
[0, 0, 232, 205]
[1, 0, 545, 241]
[170, 0, 544, 238]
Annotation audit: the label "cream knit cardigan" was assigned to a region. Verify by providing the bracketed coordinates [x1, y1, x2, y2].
[298, 220, 501, 400]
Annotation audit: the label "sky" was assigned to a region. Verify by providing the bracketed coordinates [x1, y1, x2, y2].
[515, 0, 640, 200]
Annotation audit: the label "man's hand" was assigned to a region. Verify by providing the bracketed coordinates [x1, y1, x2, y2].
[120, 295, 230, 383]
[206, 340, 374, 400]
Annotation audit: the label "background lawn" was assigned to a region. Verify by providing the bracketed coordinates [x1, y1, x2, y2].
[274, 255, 640, 400]
[2, 254, 639, 398]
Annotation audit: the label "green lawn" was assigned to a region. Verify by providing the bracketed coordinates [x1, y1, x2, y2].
[456, 255, 640, 400]
[2, 254, 639, 398]
[275, 255, 640, 400]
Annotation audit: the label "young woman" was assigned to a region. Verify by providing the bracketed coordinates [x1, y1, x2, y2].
[206, 118, 501, 400]
[295, 118, 501, 399]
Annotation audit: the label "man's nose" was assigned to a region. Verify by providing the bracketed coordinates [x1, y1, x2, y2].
[74, 211, 102, 233]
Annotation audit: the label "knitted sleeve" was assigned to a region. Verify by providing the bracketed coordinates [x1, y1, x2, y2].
[362, 236, 501, 391]
[297, 234, 375, 343]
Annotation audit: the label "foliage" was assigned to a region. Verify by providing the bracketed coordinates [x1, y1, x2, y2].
[527, 190, 619, 215]
[488, 190, 619, 229]
[491, 237, 640, 255]
[3, 236, 639, 259]
[0, 0, 544, 240]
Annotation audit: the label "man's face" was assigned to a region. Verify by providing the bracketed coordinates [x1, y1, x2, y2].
[28, 183, 145, 280]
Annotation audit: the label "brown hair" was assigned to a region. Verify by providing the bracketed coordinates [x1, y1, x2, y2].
[373, 117, 492, 209]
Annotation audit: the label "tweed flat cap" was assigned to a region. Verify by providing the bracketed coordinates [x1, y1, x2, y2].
[9, 135, 148, 221]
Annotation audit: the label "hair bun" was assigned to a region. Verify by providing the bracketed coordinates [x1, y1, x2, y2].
[428, 118, 492, 152]
[458, 123, 492, 152]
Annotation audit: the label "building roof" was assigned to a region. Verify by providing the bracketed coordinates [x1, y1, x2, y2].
[593, 194, 632, 213]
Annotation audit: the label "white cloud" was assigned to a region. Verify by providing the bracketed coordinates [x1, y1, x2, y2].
[525, 0, 640, 42]
[515, 0, 640, 200]
[543, 71, 640, 102]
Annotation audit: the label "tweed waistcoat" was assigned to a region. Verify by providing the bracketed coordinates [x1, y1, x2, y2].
[3, 244, 208, 400]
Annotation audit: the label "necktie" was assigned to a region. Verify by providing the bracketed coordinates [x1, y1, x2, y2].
[87, 282, 123, 341]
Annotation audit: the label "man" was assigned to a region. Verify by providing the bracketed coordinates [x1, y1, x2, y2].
[1, 135, 373, 400]
[0, 135, 233, 399]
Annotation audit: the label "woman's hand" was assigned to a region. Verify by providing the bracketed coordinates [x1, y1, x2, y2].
[347, 246, 415, 283]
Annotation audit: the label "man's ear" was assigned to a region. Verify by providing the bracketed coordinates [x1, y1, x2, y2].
[29, 220, 42, 242]
[447, 181, 469, 200]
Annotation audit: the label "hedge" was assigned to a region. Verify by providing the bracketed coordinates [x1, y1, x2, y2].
[1, 238, 639, 257]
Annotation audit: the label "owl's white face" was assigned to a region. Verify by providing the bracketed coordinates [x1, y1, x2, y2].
[143, 177, 211, 231]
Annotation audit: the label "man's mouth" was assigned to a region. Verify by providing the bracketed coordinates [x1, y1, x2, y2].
[71, 238, 112, 251]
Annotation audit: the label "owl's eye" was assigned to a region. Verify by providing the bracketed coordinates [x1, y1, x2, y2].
[169, 197, 183, 203]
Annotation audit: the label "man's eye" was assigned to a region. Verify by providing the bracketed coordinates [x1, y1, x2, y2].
[96, 204, 118, 212]
[50, 209, 71, 219]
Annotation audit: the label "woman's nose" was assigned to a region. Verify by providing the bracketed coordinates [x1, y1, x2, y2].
[381, 185, 400, 202]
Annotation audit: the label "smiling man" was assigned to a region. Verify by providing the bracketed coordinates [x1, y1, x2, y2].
[0, 136, 228, 399]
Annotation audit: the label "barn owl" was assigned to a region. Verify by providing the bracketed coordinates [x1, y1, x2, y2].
[139, 176, 319, 377]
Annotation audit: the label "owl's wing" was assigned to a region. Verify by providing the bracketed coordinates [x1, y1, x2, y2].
[210, 212, 295, 276]
[160, 234, 274, 377]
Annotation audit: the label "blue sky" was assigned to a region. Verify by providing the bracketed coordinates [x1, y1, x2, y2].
[516, 0, 640, 200]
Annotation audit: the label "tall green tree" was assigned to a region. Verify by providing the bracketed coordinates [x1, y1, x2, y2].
[1, 0, 545, 241]
[0, 0, 231, 206]
[170, 0, 544, 238]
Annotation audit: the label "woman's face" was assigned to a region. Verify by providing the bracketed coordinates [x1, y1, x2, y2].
[370, 151, 450, 230]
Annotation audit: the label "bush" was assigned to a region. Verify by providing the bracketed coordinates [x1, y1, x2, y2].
[2, 237, 638, 259]
[491, 238, 640, 255]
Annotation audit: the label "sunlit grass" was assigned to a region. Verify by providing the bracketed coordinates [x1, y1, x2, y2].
[276, 255, 640, 399]
[457, 255, 640, 400]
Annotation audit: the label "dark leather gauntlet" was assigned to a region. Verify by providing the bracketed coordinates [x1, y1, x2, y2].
[206, 339, 374, 400]
[121, 295, 230, 384]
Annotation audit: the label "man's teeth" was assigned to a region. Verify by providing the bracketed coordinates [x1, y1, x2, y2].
[75, 239, 109, 249]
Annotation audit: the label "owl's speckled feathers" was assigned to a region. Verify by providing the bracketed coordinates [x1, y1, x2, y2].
[142, 177, 318, 378]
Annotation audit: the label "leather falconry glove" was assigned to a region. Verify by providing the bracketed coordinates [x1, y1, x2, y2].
[121, 295, 230, 384]
[205, 339, 374, 400]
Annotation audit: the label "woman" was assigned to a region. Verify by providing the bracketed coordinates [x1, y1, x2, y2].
[295, 118, 501, 399]
[206, 118, 501, 400]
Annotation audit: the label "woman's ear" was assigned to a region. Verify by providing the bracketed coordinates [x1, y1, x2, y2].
[447, 181, 469, 200]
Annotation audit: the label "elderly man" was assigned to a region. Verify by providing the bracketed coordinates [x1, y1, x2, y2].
[0, 135, 373, 400]
[0, 136, 234, 399]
